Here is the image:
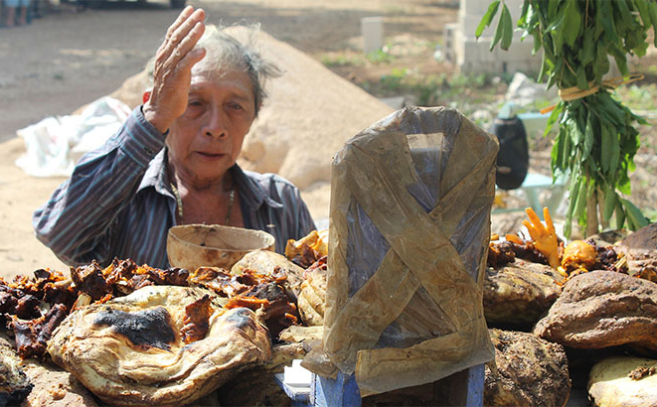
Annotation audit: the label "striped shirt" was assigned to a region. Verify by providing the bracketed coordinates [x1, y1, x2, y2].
[33, 107, 316, 268]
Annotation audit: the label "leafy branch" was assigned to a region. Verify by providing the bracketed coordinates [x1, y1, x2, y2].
[479, 0, 655, 237]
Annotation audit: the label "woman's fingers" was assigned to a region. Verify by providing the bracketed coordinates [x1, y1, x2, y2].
[155, 6, 195, 62]
[168, 20, 206, 71]
[159, 8, 205, 67]
[166, 5, 195, 41]
[143, 7, 206, 133]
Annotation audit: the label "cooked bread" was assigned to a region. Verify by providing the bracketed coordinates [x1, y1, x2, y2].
[47, 285, 272, 406]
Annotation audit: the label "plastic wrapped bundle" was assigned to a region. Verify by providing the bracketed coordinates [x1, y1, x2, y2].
[323, 106, 498, 396]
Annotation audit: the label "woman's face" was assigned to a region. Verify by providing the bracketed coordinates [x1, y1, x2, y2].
[167, 62, 256, 185]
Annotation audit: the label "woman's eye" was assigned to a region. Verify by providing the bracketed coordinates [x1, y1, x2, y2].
[229, 102, 243, 111]
[188, 100, 202, 107]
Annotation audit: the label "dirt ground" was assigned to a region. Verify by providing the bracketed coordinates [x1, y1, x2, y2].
[0, 0, 458, 277]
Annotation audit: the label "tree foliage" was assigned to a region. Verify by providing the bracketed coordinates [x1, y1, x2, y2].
[479, 0, 656, 237]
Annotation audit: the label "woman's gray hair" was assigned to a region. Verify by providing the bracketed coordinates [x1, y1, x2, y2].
[147, 24, 280, 117]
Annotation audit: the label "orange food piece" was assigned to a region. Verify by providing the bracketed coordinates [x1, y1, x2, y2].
[561, 240, 597, 271]
[224, 296, 269, 310]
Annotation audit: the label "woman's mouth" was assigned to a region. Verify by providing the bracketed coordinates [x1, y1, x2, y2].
[195, 151, 227, 160]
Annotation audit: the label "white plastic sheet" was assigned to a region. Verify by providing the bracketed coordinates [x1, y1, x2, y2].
[15, 97, 131, 177]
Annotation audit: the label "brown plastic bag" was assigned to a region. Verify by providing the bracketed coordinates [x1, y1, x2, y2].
[321, 106, 498, 396]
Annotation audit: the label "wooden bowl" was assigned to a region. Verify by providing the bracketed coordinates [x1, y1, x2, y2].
[167, 224, 275, 271]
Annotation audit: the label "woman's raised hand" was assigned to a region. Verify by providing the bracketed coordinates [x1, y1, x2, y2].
[143, 6, 206, 134]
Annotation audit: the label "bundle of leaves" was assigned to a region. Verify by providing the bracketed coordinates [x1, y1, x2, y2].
[478, 0, 656, 237]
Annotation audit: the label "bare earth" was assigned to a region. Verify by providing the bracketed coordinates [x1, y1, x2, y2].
[0, 0, 457, 278]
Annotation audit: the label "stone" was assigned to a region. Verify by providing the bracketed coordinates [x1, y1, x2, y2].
[617, 223, 657, 281]
[485, 329, 570, 407]
[534, 271, 657, 353]
[483, 260, 563, 328]
[588, 357, 657, 407]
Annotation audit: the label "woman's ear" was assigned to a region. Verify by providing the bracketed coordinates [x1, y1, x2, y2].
[142, 90, 152, 104]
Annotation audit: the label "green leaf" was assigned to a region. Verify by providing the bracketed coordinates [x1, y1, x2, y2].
[547, 7, 566, 53]
[544, 102, 564, 137]
[615, 200, 626, 230]
[475, 0, 500, 38]
[593, 44, 610, 84]
[609, 44, 629, 76]
[603, 184, 617, 222]
[594, 4, 605, 38]
[599, 93, 624, 126]
[518, 0, 530, 26]
[618, 169, 632, 195]
[532, 31, 543, 53]
[620, 198, 649, 230]
[538, 54, 549, 83]
[548, 0, 560, 20]
[600, 125, 612, 174]
[500, 4, 514, 50]
[609, 128, 620, 175]
[614, 0, 634, 31]
[600, 1, 620, 44]
[490, 3, 506, 51]
[581, 30, 596, 66]
[550, 57, 564, 89]
[564, 176, 581, 238]
[633, 0, 652, 29]
[583, 114, 594, 160]
[573, 177, 589, 225]
[570, 112, 584, 146]
[563, 0, 581, 47]
[552, 132, 562, 169]
[576, 65, 588, 90]
[633, 37, 649, 58]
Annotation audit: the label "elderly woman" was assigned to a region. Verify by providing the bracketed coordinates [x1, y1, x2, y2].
[33, 7, 315, 268]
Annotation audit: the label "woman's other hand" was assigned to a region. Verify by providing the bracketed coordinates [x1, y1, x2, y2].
[143, 6, 206, 134]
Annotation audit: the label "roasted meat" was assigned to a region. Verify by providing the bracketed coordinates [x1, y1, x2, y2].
[181, 294, 213, 344]
[487, 240, 550, 268]
[71, 262, 112, 301]
[285, 229, 328, 268]
[226, 282, 299, 339]
[10, 304, 68, 359]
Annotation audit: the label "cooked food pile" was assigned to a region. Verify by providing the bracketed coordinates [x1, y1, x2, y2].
[0, 253, 320, 361]
[487, 208, 629, 282]
[2, 222, 653, 406]
[285, 228, 328, 268]
[0, 230, 330, 406]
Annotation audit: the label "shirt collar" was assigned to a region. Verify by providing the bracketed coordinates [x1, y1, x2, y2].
[231, 164, 284, 210]
[138, 149, 282, 210]
[138, 148, 172, 197]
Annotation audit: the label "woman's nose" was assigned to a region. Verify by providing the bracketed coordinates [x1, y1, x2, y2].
[204, 105, 228, 138]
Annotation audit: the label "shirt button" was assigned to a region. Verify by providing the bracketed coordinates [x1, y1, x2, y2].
[144, 147, 154, 156]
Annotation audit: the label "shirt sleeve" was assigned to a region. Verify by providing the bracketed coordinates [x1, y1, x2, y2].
[32, 106, 166, 266]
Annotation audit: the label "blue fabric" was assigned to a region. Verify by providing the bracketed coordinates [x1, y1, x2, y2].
[4, 0, 30, 8]
[33, 106, 316, 268]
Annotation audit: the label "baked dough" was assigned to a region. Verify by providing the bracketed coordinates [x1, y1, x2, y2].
[47, 285, 272, 406]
